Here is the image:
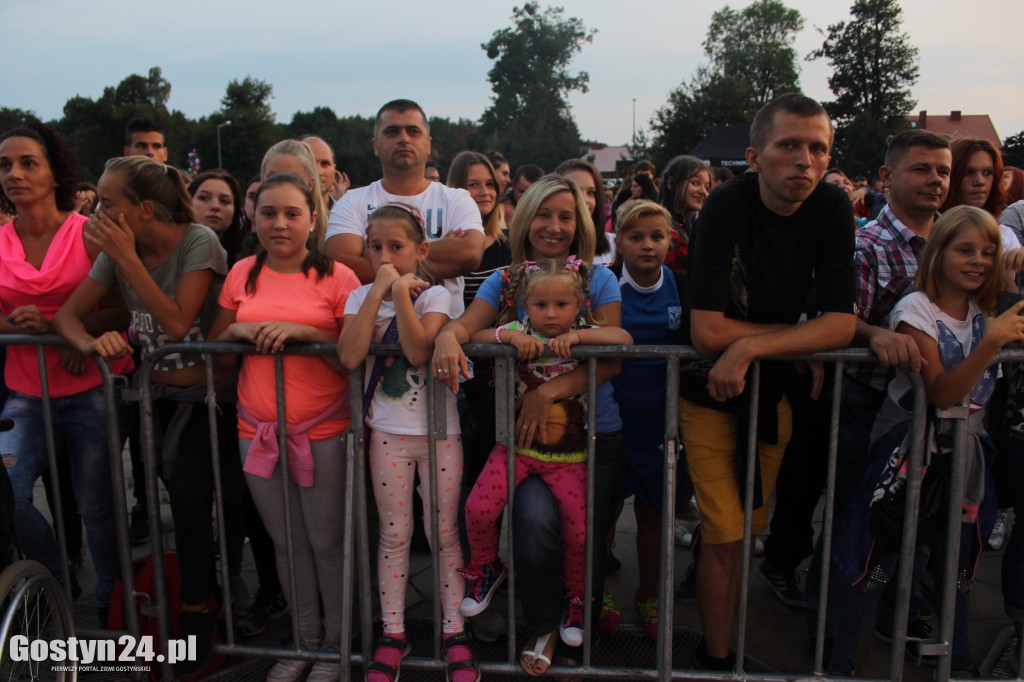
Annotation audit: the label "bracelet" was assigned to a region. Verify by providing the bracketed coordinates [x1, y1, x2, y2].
[495, 327, 504, 344]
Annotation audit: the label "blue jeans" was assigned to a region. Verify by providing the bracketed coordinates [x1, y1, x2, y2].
[513, 431, 625, 639]
[1, 388, 119, 606]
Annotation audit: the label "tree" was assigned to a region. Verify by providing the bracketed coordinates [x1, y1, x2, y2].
[1002, 131, 1024, 169]
[648, 0, 803, 166]
[808, 0, 919, 176]
[475, 3, 595, 170]
[704, 0, 804, 107]
[193, 77, 282, 179]
[0, 108, 42, 132]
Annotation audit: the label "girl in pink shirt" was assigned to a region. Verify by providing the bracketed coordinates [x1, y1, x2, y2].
[210, 173, 359, 681]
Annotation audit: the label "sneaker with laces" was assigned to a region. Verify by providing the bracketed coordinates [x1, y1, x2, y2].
[597, 588, 620, 638]
[229, 574, 254, 616]
[236, 590, 288, 638]
[756, 560, 807, 609]
[634, 592, 659, 641]
[560, 593, 586, 646]
[458, 561, 507, 617]
[987, 509, 1014, 551]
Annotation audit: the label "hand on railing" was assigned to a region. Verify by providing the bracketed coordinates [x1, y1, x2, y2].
[867, 329, 925, 372]
[56, 345, 88, 376]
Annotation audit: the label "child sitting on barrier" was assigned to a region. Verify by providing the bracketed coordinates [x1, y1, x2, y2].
[826, 206, 1024, 676]
[337, 203, 478, 682]
[459, 257, 631, 648]
[54, 155, 238, 678]
[210, 173, 360, 681]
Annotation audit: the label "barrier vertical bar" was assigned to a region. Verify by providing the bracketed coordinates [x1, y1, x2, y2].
[35, 346, 73, 604]
[137, 356, 173, 682]
[812, 361, 845, 674]
[95, 359, 141, 642]
[273, 353, 302, 650]
[657, 355, 680, 681]
[888, 372, 929, 682]
[581, 357, 598, 672]
[495, 352, 518, 665]
[935, 398, 970, 682]
[427, 364, 446, 660]
[347, 363, 376, 665]
[735, 361, 761, 672]
[203, 357, 235, 646]
[338, 428, 357, 681]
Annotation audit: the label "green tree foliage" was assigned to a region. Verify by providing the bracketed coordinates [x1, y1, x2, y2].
[0, 108, 42, 132]
[808, 0, 919, 176]
[193, 77, 284, 180]
[704, 0, 804, 107]
[287, 107, 378, 185]
[649, 0, 803, 167]
[1001, 131, 1024, 169]
[475, 3, 595, 170]
[56, 67, 180, 180]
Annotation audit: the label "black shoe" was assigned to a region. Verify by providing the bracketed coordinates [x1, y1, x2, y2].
[129, 504, 150, 546]
[874, 618, 939, 666]
[235, 590, 288, 637]
[606, 551, 621, 572]
[175, 610, 216, 678]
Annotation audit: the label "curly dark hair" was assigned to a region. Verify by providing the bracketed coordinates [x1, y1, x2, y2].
[0, 124, 80, 216]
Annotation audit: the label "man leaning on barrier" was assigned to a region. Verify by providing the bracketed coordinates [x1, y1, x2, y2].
[678, 93, 856, 670]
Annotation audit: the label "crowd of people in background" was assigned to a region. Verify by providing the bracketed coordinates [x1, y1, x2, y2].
[0, 91, 1022, 681]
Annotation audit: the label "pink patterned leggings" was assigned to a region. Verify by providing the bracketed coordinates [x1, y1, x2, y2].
[464, 443, 587, 595]
[369, 430, 465, 634]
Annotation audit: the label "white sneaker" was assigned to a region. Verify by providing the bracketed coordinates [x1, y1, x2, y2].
[988, 510, 1015, 551]
[674, 519, 694, 547]
[266, 658, 312, 681]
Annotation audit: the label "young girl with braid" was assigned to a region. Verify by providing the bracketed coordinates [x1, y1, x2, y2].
[458, 257, 631, 648]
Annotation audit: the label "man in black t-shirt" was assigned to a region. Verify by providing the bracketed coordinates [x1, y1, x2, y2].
[681, 94, 856, 670]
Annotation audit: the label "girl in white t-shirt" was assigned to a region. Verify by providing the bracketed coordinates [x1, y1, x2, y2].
[827, 205, 1024, 675]
[337, 203, 477, 682]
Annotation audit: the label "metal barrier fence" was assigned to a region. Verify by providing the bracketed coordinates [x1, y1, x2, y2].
[4, 335, 1021, 681]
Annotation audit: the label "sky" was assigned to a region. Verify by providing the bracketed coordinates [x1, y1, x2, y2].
[3, 0, 1023, 148]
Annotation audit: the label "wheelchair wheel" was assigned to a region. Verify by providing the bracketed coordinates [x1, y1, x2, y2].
[0, 559, 77, 681]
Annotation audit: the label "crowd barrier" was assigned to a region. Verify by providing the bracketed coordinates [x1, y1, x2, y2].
[2, 335, 1020, 681]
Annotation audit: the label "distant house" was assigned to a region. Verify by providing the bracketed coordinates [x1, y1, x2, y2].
[690, 126, 750, 170]
[908, 111, 1001, 147]
[581, 144, 632, 179]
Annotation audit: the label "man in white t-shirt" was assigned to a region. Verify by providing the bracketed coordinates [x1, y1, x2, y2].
[325, 99, 484, 316]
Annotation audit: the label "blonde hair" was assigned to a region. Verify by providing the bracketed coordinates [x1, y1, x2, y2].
[260, 140, 328, 250]
[500, 258, 601, 327]
[507, 175, 595, 265]
[613, 200, 673, 269]
[915, 205, 1004, 314]
[103, 156, 194, 225]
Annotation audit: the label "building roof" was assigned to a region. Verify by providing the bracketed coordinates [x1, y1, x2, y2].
[581, 144, 631, 176]
[908, 111, 1001, 147]
[690, 126, 750, 168]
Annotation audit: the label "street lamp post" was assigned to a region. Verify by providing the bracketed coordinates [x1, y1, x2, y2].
[217, 120, 232, 169]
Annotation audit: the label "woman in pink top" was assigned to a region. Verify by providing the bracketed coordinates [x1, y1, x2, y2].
[0, 124, 131, 616]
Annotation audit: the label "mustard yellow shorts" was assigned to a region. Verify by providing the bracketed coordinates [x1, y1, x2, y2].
[679, 397, 792, 545]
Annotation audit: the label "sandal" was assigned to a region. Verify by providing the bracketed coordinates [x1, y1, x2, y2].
[443, 631, 480, 682]
[366, 634, 412, 682]
[519, 629, 557, 676]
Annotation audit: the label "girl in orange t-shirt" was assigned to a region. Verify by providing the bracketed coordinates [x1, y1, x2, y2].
[211, 172, 359, 680]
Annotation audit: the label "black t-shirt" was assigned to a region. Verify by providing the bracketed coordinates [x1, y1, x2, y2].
[682, 172, 855, 408]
